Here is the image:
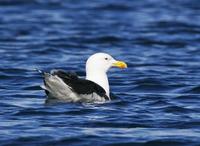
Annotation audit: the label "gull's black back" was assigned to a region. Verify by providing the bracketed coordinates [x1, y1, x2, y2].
[51, 70, 110, 100]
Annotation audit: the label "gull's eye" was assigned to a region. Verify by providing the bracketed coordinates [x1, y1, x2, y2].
[105, 57, 108, 60]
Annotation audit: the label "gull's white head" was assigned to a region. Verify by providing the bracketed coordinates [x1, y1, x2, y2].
[86, 52, 127, 73]
[86, 52, 127, 97]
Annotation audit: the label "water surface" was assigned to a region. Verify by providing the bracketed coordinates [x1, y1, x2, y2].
[0, 0, 200, 146]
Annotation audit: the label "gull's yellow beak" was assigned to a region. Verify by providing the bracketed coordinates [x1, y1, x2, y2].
[112, 61, 127, 69]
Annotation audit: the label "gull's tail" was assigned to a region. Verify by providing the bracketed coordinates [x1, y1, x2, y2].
[34, 68, 48, 90]
[34, 68, 46, 75]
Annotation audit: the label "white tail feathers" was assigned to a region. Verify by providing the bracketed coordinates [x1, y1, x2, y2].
[34, 68, 45, 75]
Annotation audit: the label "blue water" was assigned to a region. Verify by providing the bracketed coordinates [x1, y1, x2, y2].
[1, 0, 200, 145]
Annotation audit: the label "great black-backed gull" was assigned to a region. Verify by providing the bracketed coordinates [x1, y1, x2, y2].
[40, 53, 127, 103]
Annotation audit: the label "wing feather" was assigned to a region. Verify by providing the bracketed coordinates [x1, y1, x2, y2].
[51, 70, 109, 100]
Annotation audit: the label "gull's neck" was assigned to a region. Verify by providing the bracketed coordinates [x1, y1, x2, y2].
[86, 70, 109, 97]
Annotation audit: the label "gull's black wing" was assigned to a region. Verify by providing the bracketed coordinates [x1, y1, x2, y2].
[51, 70, 110, 100]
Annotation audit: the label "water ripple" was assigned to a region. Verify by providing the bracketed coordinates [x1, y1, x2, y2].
[0, 0, 200, 146]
